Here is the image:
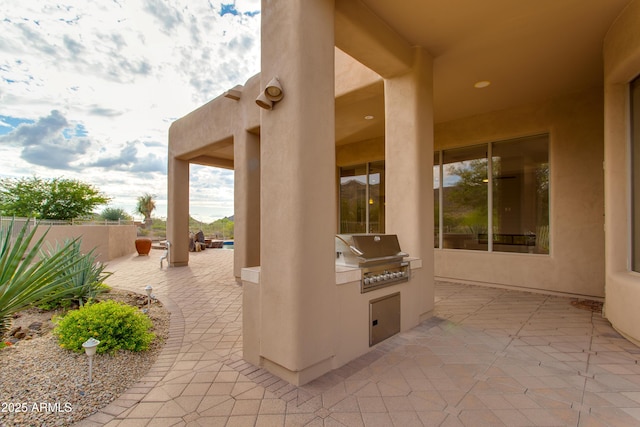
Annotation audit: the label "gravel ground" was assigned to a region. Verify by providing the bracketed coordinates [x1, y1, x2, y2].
[0, 289, 170, 426]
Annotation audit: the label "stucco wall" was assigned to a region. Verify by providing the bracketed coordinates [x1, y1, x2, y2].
[32, 225, 137, 263]
[336, 137, 384, 166]
[434, 88, 605, 298]
[603, 0, 640, 344]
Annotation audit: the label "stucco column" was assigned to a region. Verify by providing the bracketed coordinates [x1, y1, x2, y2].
[384, 47, 434, 276]
[258, 0, 336, 384]
[167, 156, 189, 267]
[233, 130, 260, 279]
[603, 0, 640, 345]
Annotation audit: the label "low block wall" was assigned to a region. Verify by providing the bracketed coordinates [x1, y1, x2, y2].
[32, 225, 137, 263]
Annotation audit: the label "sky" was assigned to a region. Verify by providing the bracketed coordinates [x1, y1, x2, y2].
[0, 0, 261, 223]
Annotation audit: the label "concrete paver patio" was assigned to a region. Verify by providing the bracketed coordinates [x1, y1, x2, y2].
[77, 249, 640, 427]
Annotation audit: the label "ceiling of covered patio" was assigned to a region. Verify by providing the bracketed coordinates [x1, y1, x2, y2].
[180, 0, 633, 164]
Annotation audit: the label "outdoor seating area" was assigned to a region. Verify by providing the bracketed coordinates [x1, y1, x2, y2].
[76, 248, 640, 426]
[189, 231, 227, 251]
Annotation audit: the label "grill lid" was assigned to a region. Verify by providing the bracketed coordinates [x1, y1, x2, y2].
[336, 234, 408, 267]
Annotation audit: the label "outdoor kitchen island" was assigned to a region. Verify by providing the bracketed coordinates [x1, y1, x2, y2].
[241, 234, 431, 386]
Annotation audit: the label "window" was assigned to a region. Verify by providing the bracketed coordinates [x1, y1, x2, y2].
[632, 76, 640, 271]
[436, 134, 550, 254]
[434, 152, 440, 248]
[492, 135, 549, 253]
[339, 161, 385, 233]
[368, 161, 385, 233]
[441, 145, 489, 250]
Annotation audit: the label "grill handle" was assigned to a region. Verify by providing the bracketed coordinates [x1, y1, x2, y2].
[335, 235, 365, 257]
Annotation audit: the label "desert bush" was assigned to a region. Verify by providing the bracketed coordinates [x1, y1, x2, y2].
[54, 300, 155, 354]
[100, 207, 132, 221]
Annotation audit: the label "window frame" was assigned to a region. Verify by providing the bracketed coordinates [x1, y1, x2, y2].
[630, 76, 640, 271]
[435, 133, 550, 255]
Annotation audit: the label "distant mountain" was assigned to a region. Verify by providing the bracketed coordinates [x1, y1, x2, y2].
[189, 215, 234, 226]
[188, 215, 234, 239]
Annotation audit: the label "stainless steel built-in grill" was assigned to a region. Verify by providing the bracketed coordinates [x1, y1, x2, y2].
[336, 234, 410, 293]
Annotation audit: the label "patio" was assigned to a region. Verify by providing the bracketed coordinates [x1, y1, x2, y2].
[78, 249, 640, 427]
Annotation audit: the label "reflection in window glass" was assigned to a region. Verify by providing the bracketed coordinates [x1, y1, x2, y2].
[434, 152, 440, 248]
[492, 135, 549, 254]
[340, 165, 367, 233]
[368, 161, 385, 234]
[442, 145, 488, 250]
[632, 76, 640, 271]
[339, 162, 385, 234]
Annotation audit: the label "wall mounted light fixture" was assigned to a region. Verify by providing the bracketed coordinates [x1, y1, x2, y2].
[265, 77, 283, 101]
[255, 92, 273, 109]
[256, 77, 284, 109]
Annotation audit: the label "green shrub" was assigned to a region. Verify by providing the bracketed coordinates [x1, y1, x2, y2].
[54, 300, 155, 354]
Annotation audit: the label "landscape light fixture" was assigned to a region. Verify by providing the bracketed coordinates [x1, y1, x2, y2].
[256, 77, 284, 109]
[145, 285, 153, 312]
[82, 338, 100, 383]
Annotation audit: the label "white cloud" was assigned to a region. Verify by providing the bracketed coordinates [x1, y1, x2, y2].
[0, 0, 261, 221]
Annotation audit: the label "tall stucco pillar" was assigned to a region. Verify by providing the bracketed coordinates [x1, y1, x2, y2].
[167, 156, 189, 267]
[258, 0, 336, 384]
[233, 130, 260, 279]
[384, 47, 434, 302]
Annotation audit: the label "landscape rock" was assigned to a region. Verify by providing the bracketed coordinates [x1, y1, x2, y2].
[28, 322, 43, 331]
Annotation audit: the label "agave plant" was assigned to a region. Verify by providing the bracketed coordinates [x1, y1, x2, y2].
[43, 240, 112, 307]
[0, 220, 82, 336]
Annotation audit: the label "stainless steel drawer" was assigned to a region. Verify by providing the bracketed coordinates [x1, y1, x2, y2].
[369, 292, 400, 346]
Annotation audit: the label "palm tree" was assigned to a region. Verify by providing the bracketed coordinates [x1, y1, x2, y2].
[136, 193, 156, 229]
